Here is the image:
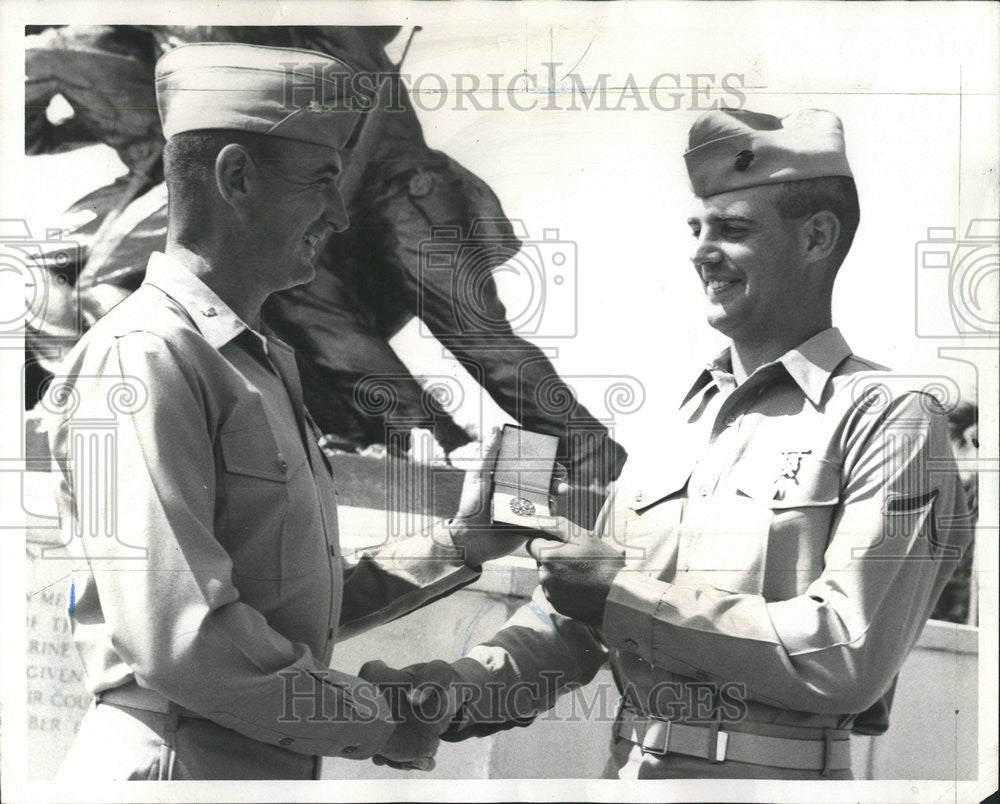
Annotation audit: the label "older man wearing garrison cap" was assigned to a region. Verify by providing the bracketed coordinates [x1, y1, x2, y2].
[364, 107, 973, 779]
[45, 42, 532, 780]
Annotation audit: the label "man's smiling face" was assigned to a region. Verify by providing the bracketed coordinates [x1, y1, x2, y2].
[686, 185, 808, 345]
[247, 138, 348, 290]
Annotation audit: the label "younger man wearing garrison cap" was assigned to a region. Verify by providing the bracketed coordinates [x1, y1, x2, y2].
[46, 42, 533, 780]
[369, 107, 973, 779]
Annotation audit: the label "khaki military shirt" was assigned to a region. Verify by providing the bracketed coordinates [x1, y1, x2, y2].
[450, 329, 972, 775]
[46, 253, 477, 765]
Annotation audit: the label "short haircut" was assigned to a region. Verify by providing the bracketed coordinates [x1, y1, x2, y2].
[772, 176, 860, 268]
[162, 129, 279, 194]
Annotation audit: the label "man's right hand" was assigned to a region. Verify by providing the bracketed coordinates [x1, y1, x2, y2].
[373, 704, 439, 771]
[360, 659, 469, 771]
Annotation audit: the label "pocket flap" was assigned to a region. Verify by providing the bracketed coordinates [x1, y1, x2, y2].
[626, 455, 695, 511]
[220, 426, 289, 482]
[736, 454, 841, 508]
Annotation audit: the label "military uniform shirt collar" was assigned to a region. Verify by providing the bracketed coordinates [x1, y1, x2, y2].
[143, 252, 268, 353]
[681, 327, 853, 408]
[679, 346, 734, 407]
[777, 327, 853, 406]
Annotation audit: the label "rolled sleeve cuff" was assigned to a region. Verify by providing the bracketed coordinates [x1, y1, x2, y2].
[602, 571, 666, 662]
[204, 678, 397, 760]
[325, 686, 397, 760]
[343, 693, 397, 760]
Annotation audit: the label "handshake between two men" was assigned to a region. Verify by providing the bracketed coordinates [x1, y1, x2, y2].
[359, 425, 626, 771]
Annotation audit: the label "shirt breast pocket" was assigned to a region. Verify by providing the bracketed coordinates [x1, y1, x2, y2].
[620, 458, 693, 569]
[219, 423, 304, 581]
[720, 455, 842, 600]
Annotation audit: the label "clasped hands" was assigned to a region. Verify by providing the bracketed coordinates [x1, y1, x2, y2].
[359, 659, 467, 771]
[363, 427, 623, 769]
[360, 529, 625, 771]
[362, 447, 624, 769]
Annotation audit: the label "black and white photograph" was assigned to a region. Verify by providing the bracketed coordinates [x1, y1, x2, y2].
[1, 2, 997, 802]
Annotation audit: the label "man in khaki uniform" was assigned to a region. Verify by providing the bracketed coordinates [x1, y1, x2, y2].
[368, 108, 973, 779]
[46, 43, 527, 781]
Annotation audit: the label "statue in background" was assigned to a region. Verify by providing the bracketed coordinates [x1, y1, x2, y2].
[24, 25, 627, 487]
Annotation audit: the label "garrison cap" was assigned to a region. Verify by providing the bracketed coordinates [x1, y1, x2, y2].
[684, 108, 852, 198]
[155, 42, 364, 150]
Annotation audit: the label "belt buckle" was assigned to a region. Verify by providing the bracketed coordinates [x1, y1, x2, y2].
[641, 719, 671, 756]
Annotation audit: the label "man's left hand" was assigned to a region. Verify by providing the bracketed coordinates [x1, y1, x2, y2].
[527, 534, 625, 628]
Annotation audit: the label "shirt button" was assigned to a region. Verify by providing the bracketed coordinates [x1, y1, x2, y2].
[342, 745, 359, 756]
[698, 486, 709, 498]
[278, 737, 294, 747]
[279, 459, 289, 471]
[634, 490, 644, 502]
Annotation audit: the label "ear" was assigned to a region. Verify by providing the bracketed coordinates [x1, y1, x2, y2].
[214, 144, 259, 209]
[802, 210, 841, 265]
